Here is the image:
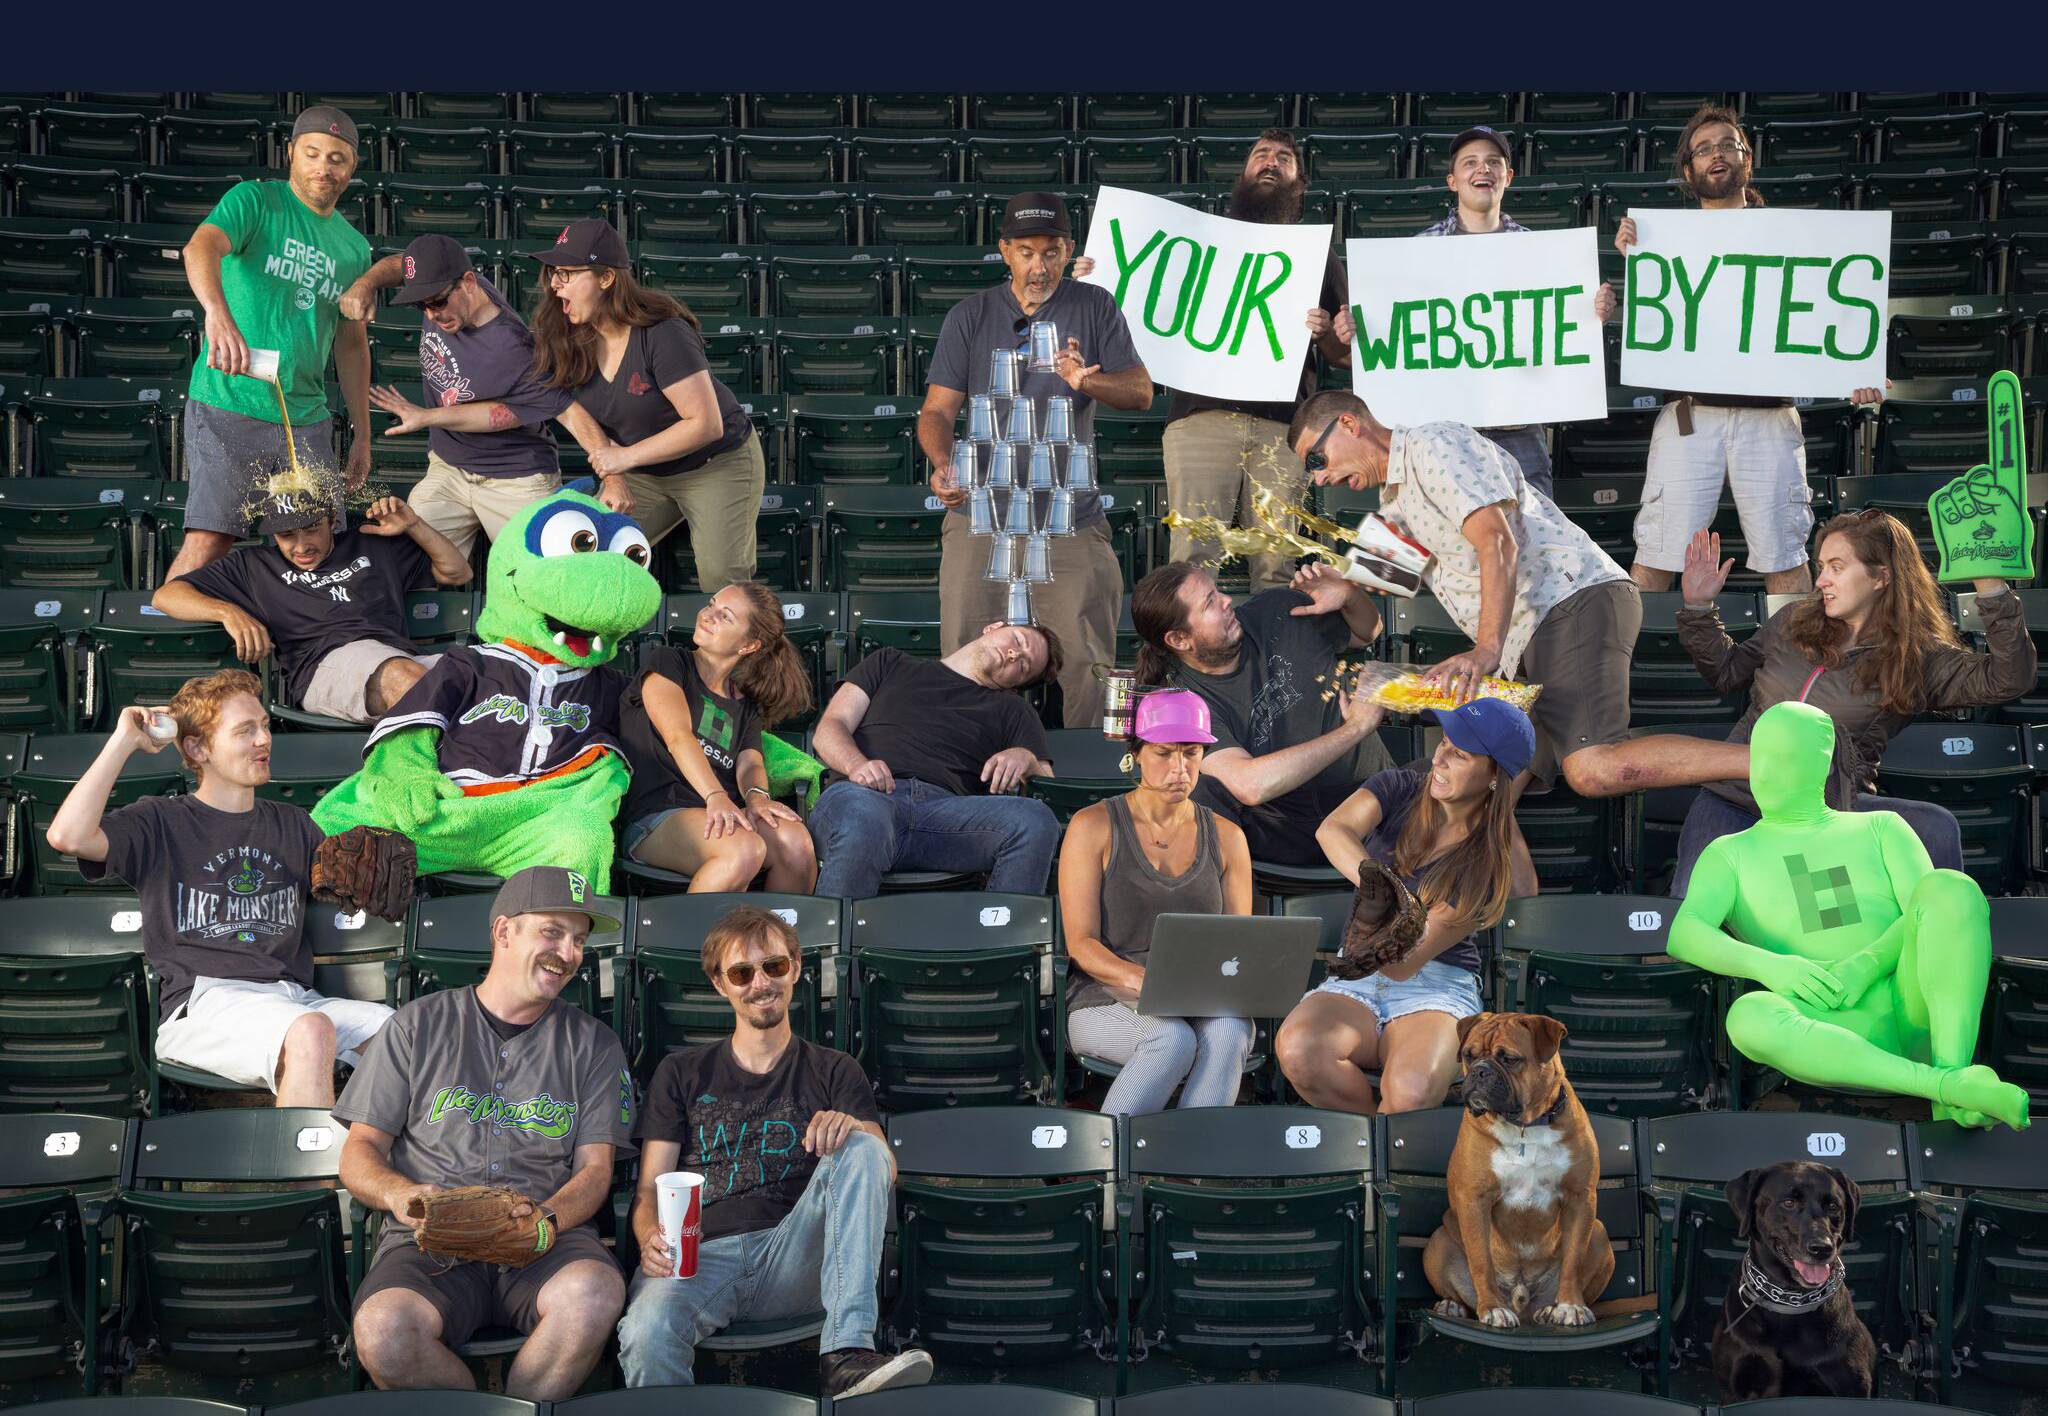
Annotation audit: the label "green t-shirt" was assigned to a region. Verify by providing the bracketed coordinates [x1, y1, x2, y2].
[188, 180, 371, 424]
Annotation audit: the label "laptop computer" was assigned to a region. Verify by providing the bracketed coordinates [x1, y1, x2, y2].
[1135, 913, 1321, 1018]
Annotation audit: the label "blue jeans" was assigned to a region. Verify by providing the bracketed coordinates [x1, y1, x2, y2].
[616, 1132, 891, 1387]
[1673, 789, 1965, 895]
[810, 777, 1059, 899]
[1482, 424, 1554, 500]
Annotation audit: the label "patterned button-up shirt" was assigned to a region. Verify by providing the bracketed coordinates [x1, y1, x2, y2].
[1416, 209, 1532, 237]
[1378, 423, 1627, 677]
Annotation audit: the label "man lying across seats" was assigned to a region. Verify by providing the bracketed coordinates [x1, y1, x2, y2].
[45, 668, 392, 1106]
[154, 483, 471, 724]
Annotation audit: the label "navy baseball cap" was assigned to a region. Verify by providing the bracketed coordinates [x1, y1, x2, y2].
[1432, 698, 1535, 779]
[391, 235, 475, 306]
[1000, 192, 1072, 239]
[1448, 126, 1514, 165]
[531, 218, 631, 269]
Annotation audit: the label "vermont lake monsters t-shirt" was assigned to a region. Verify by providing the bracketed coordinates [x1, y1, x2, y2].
[188, 180, 373, 425]
[570, 318, 751, 477]
[639, 1037, 881, 1242]
[79, 794, 324, 1019]
[620, 644, 765, 822]
[182, 528, 434, 708]
[418, 276, 571, 479]
[1356, 766, 1482, 976]
[840, 647, 1051, 798]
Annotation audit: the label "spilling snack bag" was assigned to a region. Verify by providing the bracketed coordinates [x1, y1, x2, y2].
[1348, 661, 1543, 715]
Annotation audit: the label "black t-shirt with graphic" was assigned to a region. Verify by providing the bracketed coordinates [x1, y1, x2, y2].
[639, 1037, 880, 1242]
[1356, 767, 1482, 976]
[80, 794, 324, 1019]
[620, 645, 765, 821]
[569, 317, 751, 477]
[418, 275, 571, 479]
[840, 647, 1050, 798]
[182, 528, 435, 708]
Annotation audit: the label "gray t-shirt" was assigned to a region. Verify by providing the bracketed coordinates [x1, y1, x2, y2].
[79, 794, 324, 1020]
[419, 276, 572, 480]
[334, 985, 636, 1255]
[927, 276, 1144, 529]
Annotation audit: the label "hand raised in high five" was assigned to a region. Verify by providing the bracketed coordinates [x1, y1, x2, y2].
[1680, 529, 1734, 605]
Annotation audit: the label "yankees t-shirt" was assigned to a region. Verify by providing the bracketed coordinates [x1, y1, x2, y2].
[335, 986, 635, 1258]
[639, 1037, 880, 1242]
[620, 645, 764, 821]
[368, 641, 627, 790]
[418, 276, 571, 480]
[79, 794, 324, 1019]
[182, 528, 434, 708]
[840, 647, 1050, 798]
[570, 317, 751, 477]
[1179, 589, 1390, 863]
[1356, 767, 1482, 976]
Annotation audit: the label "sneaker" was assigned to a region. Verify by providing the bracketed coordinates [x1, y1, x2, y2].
[820, 1346, 935, 1399]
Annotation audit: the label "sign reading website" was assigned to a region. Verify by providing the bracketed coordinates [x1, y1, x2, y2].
[1620, 208, 1891, 399]
[1078, 185, 1335, 402]
[1344, 227, 1607, 427]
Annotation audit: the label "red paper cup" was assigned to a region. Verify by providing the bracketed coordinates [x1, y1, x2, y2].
[655, 1171, 704, 1278]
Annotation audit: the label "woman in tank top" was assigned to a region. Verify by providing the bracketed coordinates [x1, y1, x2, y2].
[1060, 689, 1254, 1117]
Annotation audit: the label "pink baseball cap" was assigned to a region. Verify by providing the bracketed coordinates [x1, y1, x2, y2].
[1134, 689, 1215, 744]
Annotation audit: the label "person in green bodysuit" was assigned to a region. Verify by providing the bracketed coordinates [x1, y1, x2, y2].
[1669, 699, 2030, 1131]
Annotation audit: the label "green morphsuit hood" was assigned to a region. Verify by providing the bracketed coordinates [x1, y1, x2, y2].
[1750, 700, 1835, 826]
[475, 490, 661, 669]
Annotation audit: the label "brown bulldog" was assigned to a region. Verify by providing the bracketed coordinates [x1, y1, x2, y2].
[1423, 1011, 1613, 1329]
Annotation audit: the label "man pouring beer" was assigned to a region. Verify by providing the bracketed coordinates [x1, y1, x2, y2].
[616, 906, 935, 1398]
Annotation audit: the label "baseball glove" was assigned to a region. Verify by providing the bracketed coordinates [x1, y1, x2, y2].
[1326, 859, 1428, 980]
[311, 826, 417, 922]
[409, 1185, 558, 1268]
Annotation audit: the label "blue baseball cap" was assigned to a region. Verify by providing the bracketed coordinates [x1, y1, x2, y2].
[1431, 698, 1535, 779]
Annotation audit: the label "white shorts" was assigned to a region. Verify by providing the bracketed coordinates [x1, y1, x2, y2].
[299, 640, 442, 723]
[154, 976, 393, 1090]
[1633, 402, 1812, 574]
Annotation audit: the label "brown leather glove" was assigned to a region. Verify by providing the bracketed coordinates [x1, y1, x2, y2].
[1326, 859, 1428, 980]
[409, 1185, 559, 1268]
[310, 825, 417, 923]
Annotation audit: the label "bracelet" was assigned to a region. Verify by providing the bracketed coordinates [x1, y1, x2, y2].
[705, 789, 732, 802]
[743, 785, 771, 800]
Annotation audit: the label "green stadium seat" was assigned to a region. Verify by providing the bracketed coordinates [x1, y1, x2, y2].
[0, 1112, 128, 1393]
[964, 137, 1073, 186]
[190, 92, 290, 113]
[1631, 92, 1732, 122]
[1886, 220, 1991, 297]
[0, 895, 154, 1109]
[635, 244, 758, 319]
[1876, 721, 2033, 897]
[732, 133, 840, 185]
[0, 295, 61, 377]
[560, 1387, 807, 1416]
[1525, 125, 1638, 176]
[304, 91, 400, 117]
[1409, 1391, 1681, 1416]
[389, 120, 501, 176]
[1379, 1106, 1654, 1388]
[856, 94, 963, 132]
[506, 124, 612, 179]
[903, 246, 1006, 316]
[617, 129, 727, 184]
[90, 593, 237, 730]
[1192, 93, 1292, 128]
[1079, 135, 1183, 186]
[1886, 295, 2015, 381]
[845, 589, 943, 661]
[1555, 389, 1663, 476]
[1643, 1112, 1919, 1392]
[1526, 94, 1625, 123]
[907, 313, 943, 389]
[968, 93, 1067, 132]
[1862, 165, 1987, 223]
[1995, 107, 2048, 161]
[0, 587, 94, 730]
[1629, 590, 1761, 726]
[1185, 132, 1259, 184]
[503, 178, 615, 242]
[1593, 176, 1683, 237]
[1545, 471, 1643, 561]
[1496, 893, 1721, 1115]
[1344, 181, 1455, 236]
[8, 158, 127, 224]
[1759, 116, 1868, 165]
[1412, 93, 1515, 126]
[1880, 110, 1990, 164]
[1091, 397, 1171, 485]
[748, 93, 848, 129]
[625, 184, 742, 244]
[1871, 379, 2048, 477]
[103, 226, 203, 303]
[884, 1106, 1118, 1367]
[397, 587, 479, 652]
[1025, 728, 1138, 823]
[1917, 1119, 2048, 1399]
[634, 93, 738, 128]
[699, 318, 767, 398]
[625, 892, 843, 1082]
[849, 891, 1061, 1110]
[1979, 894, 2048, 1108]
[414, 92, 513, 120]
[1517, 779, 1625, 894]
[0, 101, 24, 157]
[64, 298, 199, 378]
[520, 92, 620, 125]
[1298, 132, 1407, 184]
[25, 376, 176, 479]
[789, 395, 917, 485]
[1302, 94, 1403, 129]
[1741, 92, 1842, 118]
[132, 167, 246, 228]
[365, 307, 421, 384]
[0, 219, 97, 300]
[846, 137, 960, 185]
[0, 478, 141, 590]
[1860, 92, 1959, 112]
[745, 189, 856, 245]
[865, 191, 978, 246]
[774, 319, 901, 396]
[1126, 1105, 1376, 1371]
[825, 488, 945, 592]
[405, 890, 620, 1012]
[111, 1109, 352, 1390]
[768, 251, 894, 319]
[381, 175, 499, 238]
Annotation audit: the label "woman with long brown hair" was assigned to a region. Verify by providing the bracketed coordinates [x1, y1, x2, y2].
[1673, 510, 2035, 890]
[530, 218, 765, 590]
[1275, 700, 1539, 1116]
[619, 582, 817, 892]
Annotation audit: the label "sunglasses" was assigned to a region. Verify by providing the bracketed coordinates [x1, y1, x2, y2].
[721, 954, 796, 988]
[421, 283, 461, 312]
[1302, 416, 1341, 475]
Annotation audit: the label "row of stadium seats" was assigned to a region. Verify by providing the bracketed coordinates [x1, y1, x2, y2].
[7, 1102, 2044, 1398]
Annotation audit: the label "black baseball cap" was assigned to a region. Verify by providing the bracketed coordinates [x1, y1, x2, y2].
[491, 865, 621, 934]
[255, 491, 330, 537]
[1000, 192, 1072, 240]
[391, 235, 475, 306]
[291, 105, 360, 151]
[531, 218, 631, 268]
[1448, 126, 1515, 166]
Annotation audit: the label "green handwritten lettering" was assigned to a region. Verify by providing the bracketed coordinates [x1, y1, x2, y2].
[1773, 255, 1830, 356]
[1626, 252, 1673, 352]
[1107, 218, 1166, 305]
[1671, 254, 1722, 353]
[1230, 249, 1292, 360]
[1824, 254, 1884, 362]
[1551, 284, 1589, 366]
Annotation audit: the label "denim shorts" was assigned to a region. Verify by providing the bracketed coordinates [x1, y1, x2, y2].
[1312, 957, 1483, 1027]
[622, 807, 683, 859]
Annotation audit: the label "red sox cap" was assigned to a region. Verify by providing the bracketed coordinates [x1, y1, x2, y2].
[290, 105, 360, 151]
[530, 217, 631, 268]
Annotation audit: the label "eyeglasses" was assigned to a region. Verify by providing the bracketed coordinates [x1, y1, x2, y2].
[421, 283, 460, 312]
[721, 954, 796, 988]
[1302, 416, 1341, 475]
[1688, 138, 1750, 161]
[547, 265, 592, 287]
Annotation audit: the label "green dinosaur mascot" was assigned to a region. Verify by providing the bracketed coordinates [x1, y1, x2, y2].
[1669, 700, 2030, 1131]
[313, 489, 662, 894]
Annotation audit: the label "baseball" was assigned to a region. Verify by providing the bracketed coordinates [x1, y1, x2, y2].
[145, 712, 177, 742]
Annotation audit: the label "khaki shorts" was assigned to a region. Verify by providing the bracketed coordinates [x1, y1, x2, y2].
[354, 1224, 616, 1348]
[1519, 579, 1641, 790]
[408, 452, 561, 562]
[154, 976, 393, 1090]
[300, 639, 442, 723]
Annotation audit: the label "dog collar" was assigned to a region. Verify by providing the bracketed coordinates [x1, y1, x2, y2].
[1735, 1252, 1844, 1315]
[1518, 1084, 1569, 1128]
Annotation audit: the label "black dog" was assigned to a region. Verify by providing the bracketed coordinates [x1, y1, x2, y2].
[1712, 1161, 1877, 1400]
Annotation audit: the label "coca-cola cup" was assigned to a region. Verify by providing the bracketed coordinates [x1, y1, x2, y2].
[655, 1171, 704, 1278]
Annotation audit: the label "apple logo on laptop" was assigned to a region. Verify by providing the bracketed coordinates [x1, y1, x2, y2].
[1220, 957, 1240, 977]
